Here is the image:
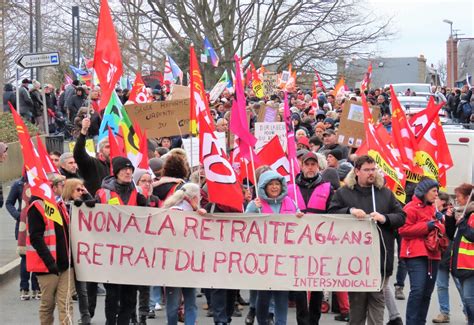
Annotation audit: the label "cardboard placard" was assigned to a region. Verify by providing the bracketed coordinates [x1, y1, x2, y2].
[337, 101, 380, 148]
[125, 99, 190, 138]
[72, 204, 381, 291]
[257, 106, 279, 123]
[263, 72, 278, 97]
[254, 122, 287, 152]
[167, 84, 190, 100]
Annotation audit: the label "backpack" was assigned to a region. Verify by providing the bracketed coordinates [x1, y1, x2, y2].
[462, 102, 472, 118]
[458, 101, 472, 118]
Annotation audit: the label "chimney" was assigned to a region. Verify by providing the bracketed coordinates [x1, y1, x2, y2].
[417, 54, 427, 83]
[446, 37, 459, 87]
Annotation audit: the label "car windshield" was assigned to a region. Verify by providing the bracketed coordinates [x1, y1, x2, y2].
[392, 85, 430, 94]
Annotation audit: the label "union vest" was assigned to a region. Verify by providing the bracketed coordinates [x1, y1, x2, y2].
[260, 196, 297, 214]
[97, 188, 138, 206]
[26, 200, 69, 273]
[457, 213, 474, 270]
[287, 182, 331, 213]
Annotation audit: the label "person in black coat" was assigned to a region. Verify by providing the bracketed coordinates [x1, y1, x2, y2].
[328, 155, 406, 325]
[73, 117, 110, 196]
[66, 87, 87, 122]
[3, 83, 16, 112]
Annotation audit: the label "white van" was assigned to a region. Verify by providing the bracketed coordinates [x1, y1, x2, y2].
[444, 126, 474, 194]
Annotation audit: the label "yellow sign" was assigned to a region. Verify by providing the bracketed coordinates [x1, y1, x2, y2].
[68, 139, 96, 157]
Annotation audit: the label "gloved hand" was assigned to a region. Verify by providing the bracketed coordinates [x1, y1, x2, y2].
[84, 199, 96, 208]
[427, 220, 436, 231]
[435, 211, 444, 221]
[73, 199, 83, 207]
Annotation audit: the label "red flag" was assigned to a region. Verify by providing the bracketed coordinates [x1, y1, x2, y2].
[311, 81, 318, 110]
[93, 0, 123, 109]
[200, 114, 244, 212]
[257, 136, 292, 183]
[409, 97, 444, 138]
[138, 129, 149, 170]
[189, 45, 213, 137]
[230, 55, 257, 161]
[108, 126, 125, 175]
[408, 97, 451, 186]
[315, 70, 326, 92]
[128, 73, 150, 104]
[390, 85, 422, 174]
[10, 103, 63, 225]
[35, 135, 59, 174]
[361, 95, 406, 202]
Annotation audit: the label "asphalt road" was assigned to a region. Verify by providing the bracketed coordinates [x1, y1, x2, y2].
[0, 271, 467, 324]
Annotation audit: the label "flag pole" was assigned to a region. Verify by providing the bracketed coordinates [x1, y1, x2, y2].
[249, 145, 258, 200]
[290, 157, 298, 208]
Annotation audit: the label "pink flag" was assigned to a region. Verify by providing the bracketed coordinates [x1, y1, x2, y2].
[229, 55, 257, 160]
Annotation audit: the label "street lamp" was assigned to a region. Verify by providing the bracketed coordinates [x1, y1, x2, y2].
[443, 19, 454, 87]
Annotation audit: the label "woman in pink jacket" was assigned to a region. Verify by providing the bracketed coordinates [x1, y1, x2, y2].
[399, 178, 446, 325]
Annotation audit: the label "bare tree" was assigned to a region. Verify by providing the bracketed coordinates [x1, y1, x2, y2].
[143, 0, 393, 82]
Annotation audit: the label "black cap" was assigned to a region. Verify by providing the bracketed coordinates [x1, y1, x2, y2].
[323, 129, 336, 136]
[112, 156, 134, 177]
[21, 78, 31, 84]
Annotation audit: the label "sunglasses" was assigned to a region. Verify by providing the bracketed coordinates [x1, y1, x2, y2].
[75, 188, 85, 193]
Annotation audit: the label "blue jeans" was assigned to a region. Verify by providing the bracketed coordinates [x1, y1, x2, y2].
[406, 257, 439, 325]
[20, 255, 39, 291]
[211, 289, 236, 323]
[165, 287, 197, 325]
[256, 290, 288, 325]
[250, 290, 275, 313]
[149, 286, 162, 309]
[436, 267, 465, 315]
[459, 276, 474, 325]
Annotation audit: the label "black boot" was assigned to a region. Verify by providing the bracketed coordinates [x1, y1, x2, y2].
[138, 315, 147, 325]
[245, 307, 255, 325]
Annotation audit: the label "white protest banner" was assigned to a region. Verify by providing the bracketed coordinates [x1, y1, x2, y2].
[209, 82, 228, 103]
[183, 133, 226, 167]
[182, 137, 199, 167]
[255, 122, 287, 152]
[71, 204, 381, 291]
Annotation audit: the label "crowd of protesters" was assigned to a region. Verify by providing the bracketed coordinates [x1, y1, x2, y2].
[1, 76, 474, 325]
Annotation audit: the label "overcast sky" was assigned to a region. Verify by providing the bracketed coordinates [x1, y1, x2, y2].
[367, 0, 474, 66]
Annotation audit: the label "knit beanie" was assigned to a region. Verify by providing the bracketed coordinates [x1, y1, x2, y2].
[414, 178, 439, 199]
[112, 156, 134, 177]
[149, 157, 164, 172]
[327, 149, 342, 161]
[337, 162, 353, 181]
[133, 168, 150, 184]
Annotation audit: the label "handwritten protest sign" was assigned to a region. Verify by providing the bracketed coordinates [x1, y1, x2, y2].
[263, 72, 278, 97]
[71, 204, 381, 291]
[255, 122, 287, 152]
[257, 106, 279, 123]
[68, 139, 96, 157]
[337, 100, 380, 148]
[125, 99, 190, 138]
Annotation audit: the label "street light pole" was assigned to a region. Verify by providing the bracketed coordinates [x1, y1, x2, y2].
[443, 19, 454, 88]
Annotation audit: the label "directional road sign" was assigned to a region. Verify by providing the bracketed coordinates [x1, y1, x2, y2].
[15, 52, 60, 69]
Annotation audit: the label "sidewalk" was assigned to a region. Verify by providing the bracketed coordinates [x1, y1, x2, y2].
[0, 180, 21, 284]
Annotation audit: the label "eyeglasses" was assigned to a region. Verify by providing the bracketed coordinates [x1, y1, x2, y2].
[139, 180, 153, 184]
[360, 168, 376, 173]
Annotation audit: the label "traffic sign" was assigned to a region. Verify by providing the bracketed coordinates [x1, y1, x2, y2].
[15, 52, 60, 69]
